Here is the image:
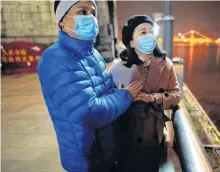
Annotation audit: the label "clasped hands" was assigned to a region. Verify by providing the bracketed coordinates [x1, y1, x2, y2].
[119, 80, 163, 104]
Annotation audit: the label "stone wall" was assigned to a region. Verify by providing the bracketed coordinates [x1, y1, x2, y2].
[1, 1, 58, 45]
[1, 1, 115, 60]
[96, 0, 114, 61]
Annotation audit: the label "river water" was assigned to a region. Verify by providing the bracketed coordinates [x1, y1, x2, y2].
[173, 43, 220, 130]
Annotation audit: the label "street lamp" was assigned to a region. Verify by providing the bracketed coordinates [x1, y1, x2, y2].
[163, 0, 174, 59]
[153, 23, 160, 37]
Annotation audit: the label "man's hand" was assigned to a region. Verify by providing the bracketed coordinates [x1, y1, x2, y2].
[122, 81, 143, 99]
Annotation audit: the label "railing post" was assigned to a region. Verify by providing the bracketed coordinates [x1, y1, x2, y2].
[172, 58, 184, 91]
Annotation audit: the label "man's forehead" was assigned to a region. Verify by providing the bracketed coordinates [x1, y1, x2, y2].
[75, 1, 96, 11]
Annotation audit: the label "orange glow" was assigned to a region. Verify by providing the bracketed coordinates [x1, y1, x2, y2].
[8, 57, 14, 63]
[15, 56, 21, 62]
[173, 30, 217, 44]
[215, 38, 220, 44]
[156, 31, 218, 44]
[8, 50, 14, 56]
[188, 44, 194, 74]
[35, 56, 40, 61]
[29, 56, 34, 62]
[21, 49, 27, 56]
[22, 57, 27, 62]
[15, 49, 20, 56]
[158, 37, 163, 43]
[1, 57, 7, 63]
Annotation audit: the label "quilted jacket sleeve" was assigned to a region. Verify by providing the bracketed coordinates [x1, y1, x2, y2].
[38, 51, 132, 130]
[108, 59, 120, 87]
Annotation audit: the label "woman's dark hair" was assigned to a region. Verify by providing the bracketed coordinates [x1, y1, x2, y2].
[120, 15, 166, 68]
[120, 44, 166, 68]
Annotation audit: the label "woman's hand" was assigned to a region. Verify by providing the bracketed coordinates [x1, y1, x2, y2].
[134, 92, 164, 104]
[152, 93, 163, 104]
[134, 92, 154, 102]
[121, 81, 143, 99]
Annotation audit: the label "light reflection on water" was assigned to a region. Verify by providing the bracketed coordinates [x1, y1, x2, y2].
[174, 43, 220, 129]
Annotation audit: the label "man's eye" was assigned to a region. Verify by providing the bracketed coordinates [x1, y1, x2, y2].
[91, 10, 97, 17]
[92, 12, 96, 17]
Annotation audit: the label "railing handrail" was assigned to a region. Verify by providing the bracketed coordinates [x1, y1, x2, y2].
[173, 107, 213, 172]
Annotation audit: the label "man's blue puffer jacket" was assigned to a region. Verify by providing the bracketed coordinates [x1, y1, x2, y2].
[37, 31, 132, 172]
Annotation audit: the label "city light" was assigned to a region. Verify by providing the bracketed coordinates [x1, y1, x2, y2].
[215, 38, 220, 44]
[156, 31, 219, 44]
[158, 37, 163, 43]
[173, 30, 219, 44]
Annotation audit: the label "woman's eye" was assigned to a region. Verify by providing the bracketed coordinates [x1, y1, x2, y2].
[79, 10, 87, 15]
[141, 31, 146, 35]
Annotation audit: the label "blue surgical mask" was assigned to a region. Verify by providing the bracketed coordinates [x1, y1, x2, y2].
[65, 14, 99, 40]
[136, 33, 157, 54]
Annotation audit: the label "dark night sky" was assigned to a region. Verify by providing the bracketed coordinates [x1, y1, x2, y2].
[116, 1, 220, 39]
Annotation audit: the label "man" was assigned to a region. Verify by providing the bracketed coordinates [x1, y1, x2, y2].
[37, 1, 143, 171]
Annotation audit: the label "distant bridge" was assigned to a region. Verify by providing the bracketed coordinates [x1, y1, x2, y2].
[158, 30, 220, 44]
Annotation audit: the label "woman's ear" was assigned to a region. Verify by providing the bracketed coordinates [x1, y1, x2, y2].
[130, 40, 134, 48]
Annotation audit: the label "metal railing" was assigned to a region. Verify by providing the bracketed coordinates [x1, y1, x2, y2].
[173, 107, 213, 172]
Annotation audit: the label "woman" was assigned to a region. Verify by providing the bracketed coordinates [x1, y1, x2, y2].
[109, 15, 182, 172]
[37, 1, 143, 172]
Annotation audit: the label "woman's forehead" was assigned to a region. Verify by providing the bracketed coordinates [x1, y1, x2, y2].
[135, 23, 152, 32]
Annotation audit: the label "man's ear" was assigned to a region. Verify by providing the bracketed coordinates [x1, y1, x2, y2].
[59, 22, 64, 29]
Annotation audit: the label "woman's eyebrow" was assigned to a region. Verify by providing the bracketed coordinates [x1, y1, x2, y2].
[138, 28, 146, 32]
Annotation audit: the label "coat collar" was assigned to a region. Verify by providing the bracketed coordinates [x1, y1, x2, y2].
[58, 31, 95, 56]
[134, 56, 167, 92]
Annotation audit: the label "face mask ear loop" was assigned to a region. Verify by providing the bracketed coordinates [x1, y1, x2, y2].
[65, 15, 74, 19]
